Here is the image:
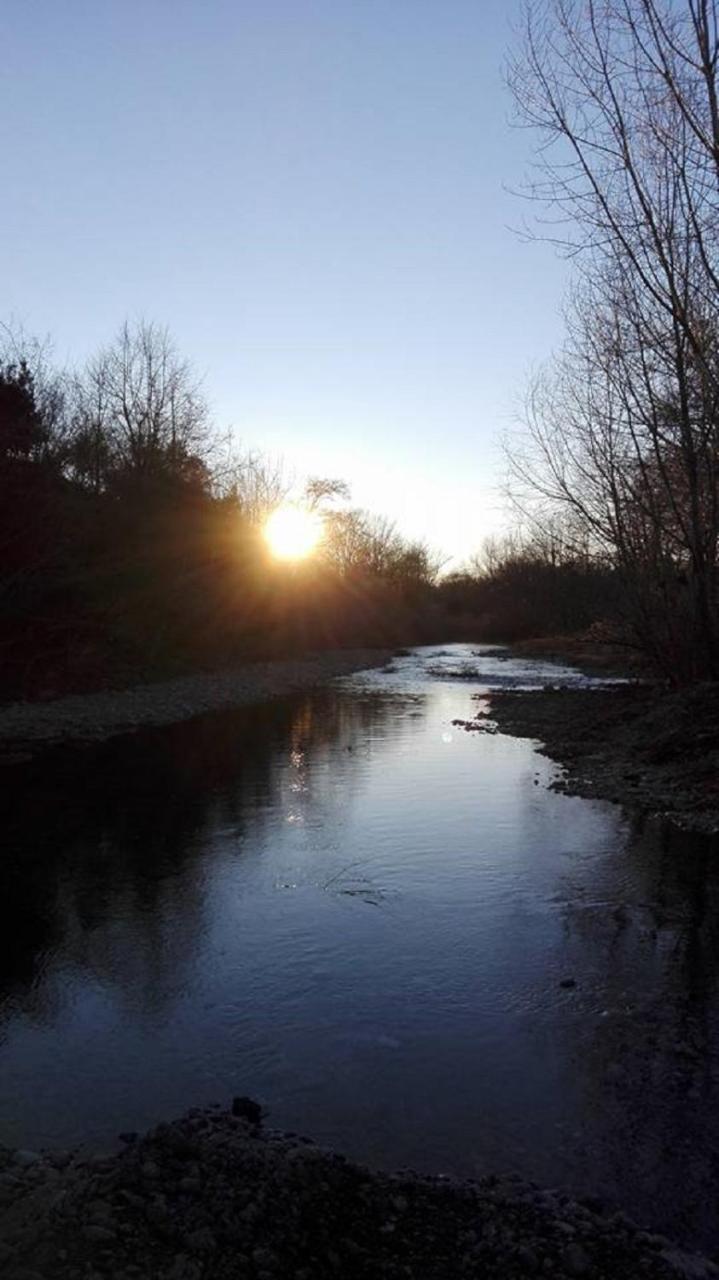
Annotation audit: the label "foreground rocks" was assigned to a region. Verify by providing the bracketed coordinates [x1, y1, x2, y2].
[0, 649, 391, 762]
[487, 681, 719, 833]
[0, 1104, 716, 1280]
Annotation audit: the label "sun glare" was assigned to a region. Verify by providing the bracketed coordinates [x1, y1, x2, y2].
[264, 505, 323, 561]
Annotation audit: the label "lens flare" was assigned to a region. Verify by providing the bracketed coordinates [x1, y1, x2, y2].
[264, 505, 323, 560]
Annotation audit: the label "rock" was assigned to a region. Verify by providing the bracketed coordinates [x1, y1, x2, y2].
[12, 1151, 41, 1168]
[48, 1151, 71, 1170]
[517, 1244, 540, 1271]
[118, 1189, 144, 1209]
[83, 1225, 117, 1244]
[185, 1228, 216, 1254]
[563, 1241, 591, 1275]
[231, 1096, 263, 1126]
[659, 1248, 719, 1278]
[165, 1257, 200, 1280]
[559, 978, 577, 990]
[145, 1199, 170, 1227]
[87, 1198, 114, 1221]
[253, 1247, 278, 1269]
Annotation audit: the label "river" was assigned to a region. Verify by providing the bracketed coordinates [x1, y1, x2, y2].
[1, 644, 718, 1250]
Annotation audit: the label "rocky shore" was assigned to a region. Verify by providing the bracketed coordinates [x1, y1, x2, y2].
[486, 681, 719, 833]
[1, 1102, 716, 1280]
[0, 649, 391, 762]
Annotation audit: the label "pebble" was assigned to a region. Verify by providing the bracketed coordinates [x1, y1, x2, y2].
[144, 1199, 170, 1227]
[231, 1097, 263, 1125]
[253, 1246, 278, 1268]
[0, 1105, 716, 1280]
[185, 1229, 216, 1254]
[563, 1241, 591, 1275]
[87, 1199, 114, 1221]
[517, 1244, 540, 1271]
[83, 1225, 117, 1244]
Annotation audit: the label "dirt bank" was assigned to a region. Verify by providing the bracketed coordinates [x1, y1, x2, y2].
[486, 681, 719, 833]
[1, 1103, 716, 1280]
[509, 634, 643, 678]
[0, 649, 391, 763]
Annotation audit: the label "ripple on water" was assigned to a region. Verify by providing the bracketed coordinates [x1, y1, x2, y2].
[0, 644, 717, 1252]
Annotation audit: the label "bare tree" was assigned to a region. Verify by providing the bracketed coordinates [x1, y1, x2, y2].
[211, 445, 289, 523]
[508, 0, 719, 677]
[304, 476, 351, 510]
[0, 322, 71, 467]
[75, 320, 210, 486]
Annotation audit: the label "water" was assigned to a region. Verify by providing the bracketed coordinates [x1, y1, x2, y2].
[1, 644, 718, 1250]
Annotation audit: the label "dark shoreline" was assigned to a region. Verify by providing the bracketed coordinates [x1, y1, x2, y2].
[487, 681, 719, 834]
[1, 1104, 716, 1280]
[0, 648, 392, 763]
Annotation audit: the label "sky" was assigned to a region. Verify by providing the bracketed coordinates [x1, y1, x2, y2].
[2, 0, 570, 567]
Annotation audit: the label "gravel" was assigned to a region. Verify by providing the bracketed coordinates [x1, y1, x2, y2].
[1, 1104, 717, 1280]
[486, 682, 719, 833]
[0, 649, 391, 761]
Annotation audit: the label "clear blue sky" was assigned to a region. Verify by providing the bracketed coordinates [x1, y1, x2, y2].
[3, 0, 568, 566]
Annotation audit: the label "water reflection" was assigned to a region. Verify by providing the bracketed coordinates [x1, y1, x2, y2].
[1, 646, 718, 1252]
[551, 815, 719, 1245]
[0, 692, 402, 1023]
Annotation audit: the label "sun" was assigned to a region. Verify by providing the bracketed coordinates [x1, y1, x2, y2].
[264, 505, 323, 561]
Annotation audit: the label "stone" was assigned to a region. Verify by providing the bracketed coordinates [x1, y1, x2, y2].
[118, 1189, 145, 1210]
[517, 1244, 540, 1271]
[145, 1200, 170, 1227]
[83, 1225, 117, 1244]
[185, 1229, 216, 1254]
[12, 1150, 41, 1167]
[87, 1198, 114, 1221]
[559, 978, 576, 990]
[231, 1097, 262, 1126]
[253, 1247, 278, 1269]
[659, 1248, 719, 1278]
[563, 1242, 590, 1275]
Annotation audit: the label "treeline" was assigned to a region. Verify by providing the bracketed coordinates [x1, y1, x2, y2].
[0, 321, 442, 698]
[505, 0, 719, 683]
[437, 527, 618, 643]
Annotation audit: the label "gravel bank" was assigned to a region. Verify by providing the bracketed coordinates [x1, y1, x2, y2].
[486, 682, 719, 833]
[1, 1103, 716, 1280]
[0, 649, 391, 761]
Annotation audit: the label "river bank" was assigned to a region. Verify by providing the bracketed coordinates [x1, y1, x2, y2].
[487, 680, 719, 833]
[1, 1102, 716, 1280]
[0, 648, 392, 762]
